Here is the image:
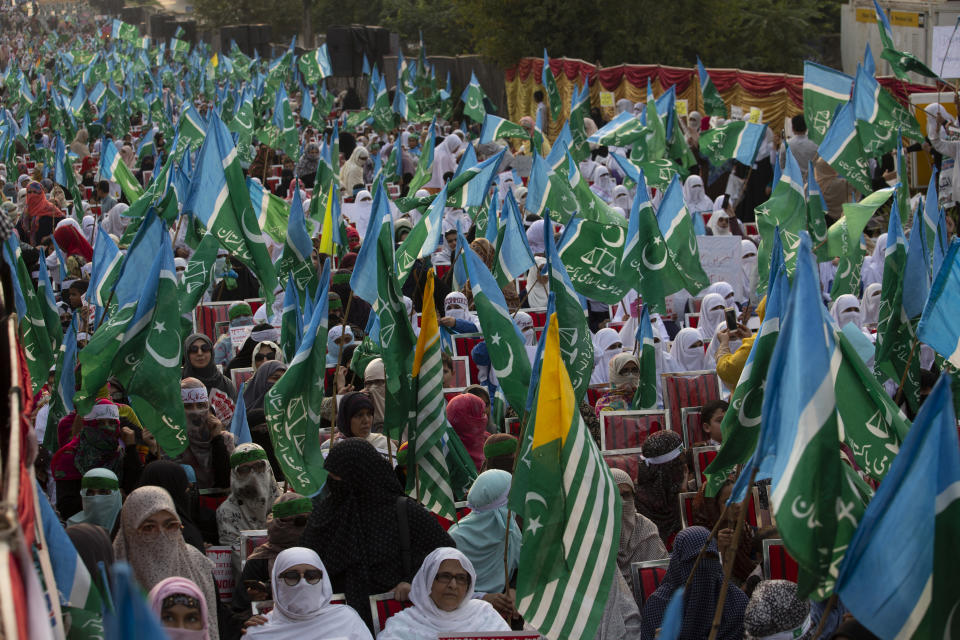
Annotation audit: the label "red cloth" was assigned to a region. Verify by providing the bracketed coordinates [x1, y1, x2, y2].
[445, 393, 488, 471]
[53, 220, 93, 262]
[80, 155, 98, 176]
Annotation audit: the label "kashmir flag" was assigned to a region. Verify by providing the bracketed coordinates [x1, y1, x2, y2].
[461, 71, 488, 122]
[298, 44, 332, 85]
[818, 101, 873, 195]
[836, 373, 960, 639]
[919, 239, 960, 367]
[396, 184, 446, 285]
[410, 269, 461, 519]
[699, 120, 766, 168]
[479, 114, 530, 143]
[630, 305, 659, 410]
[512, 312, 620, 640]
[492, 191, 536, 289]
[852, 64, 923, 155]
[704, 237, 788, 496]
[871, 0, 940, 80]
[802, 61, 853, 145]
[543, 210, 594, 404]
[276, 188, 317, 295]
[350, 182, 418, 440]
[109, 236, 189, 457]
[588, 111, 644, 147]
[656, 175, 710, 294]
[190, 112, 277, 304]
[461, 234, 532, 413]
[265, 259, 331, 496]
[3, 236, 54, 393]
[541, 50, 562, 121]
[99, 138, 143, 202]
[696, 57, 726, 117]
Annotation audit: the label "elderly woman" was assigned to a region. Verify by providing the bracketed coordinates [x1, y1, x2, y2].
[244, 547, 372, 639]
[378, 547, 511, 639]
[114, 486, 219, 638]
[609, 468, 668, 586]
[148, 576, 212, 640]
[216, 443, 282, 551]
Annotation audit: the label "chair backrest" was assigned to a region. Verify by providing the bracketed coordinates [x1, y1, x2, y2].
[527, 308, 548, 327]
[679, 406, 704, 448]
[505, 417, 521, 438]
[629, 560, 671, 606]
[763, 539, 799, 582]
[369, 592, 415, 635]
[601, 451, 642, 480]
[193, 301, 233, 341]
[451, 355, 471, 388]
[599, 410, 665, 451]
[678, 491, 697, 529]
[684, 313, 700, 328]
[231, 366, 255, 390]
[662, 371, 721, 433]
[453, 334, 484, 385]
[692, 445, 720, 489]
[197, 487, 229, 512]
[239, 529, 268, 568]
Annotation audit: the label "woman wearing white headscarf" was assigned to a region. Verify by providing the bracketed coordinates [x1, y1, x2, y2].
[705, 281, 737, 309]
[82, 214, 96, 244]
[861, 282, 882, 330]
[860, 232, 886, 288]
[707, 196, 733, 236]
[340, 147, 369, 195]
[378, 547, 510, 640]
[524, 256, 549, 307]
[683, 175, 714, 222]
[591, 327, 622, 384]
[591, 166, 616, 202]
[612, 184, 632, 212]
[428, 136, 463, 189]
[525, 219, 546, 255]
[102, 202, 131, 238]
[513, 311, 536, 346]
[739, 240, 759, 305]
[669, 327, 711, 372]
[244, 547, 372, 639]
[442, 291, 479, 332]
[830, 294, 863, 330]
[698, 293, 727, 342]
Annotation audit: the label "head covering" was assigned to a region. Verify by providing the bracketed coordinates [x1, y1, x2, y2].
[525, 219, 546, 254]
[481, 433, 518, 472]
[66, 523, 114, 587]
[612, 185, 631, 211]
[447, 471, 521, 593]
[743, 580, 813, 640]
[706, 282, 737, 308]
[524, 256, 549, 307]
[683, 175, 714, 214]
[443, 292, 471, 321]
[861, 232, 887, 288]
[326, 324, 355, 366]
[591, 328, 623, 384]
[707, 205, 732, 236]
[53, 218, 93, 261]
[66, 468, 122, 531]
[220, 444, 282, 540]
[514, 311, 536, 345]
[861, 283, 882, 327]
[699, 293, 727, 341]
[228, 302, 254, 322]
[925, 102, 957, 139]
[363, 358, 386, 426]
[608, 352, 640, 389]
[446, 394, 488, 471]
[139, 460, 204, 551]
[640, 526, 748, 640]
[243, 361, 288, 411]
[147, 577, 210, 640]
[336, 391, 375, 437]
[244, 547, 370, 639]
[740, 240, 759, 302]
[181, 334, 227, 394]
[113, 486, 219, 638]
[669, 328, 707, 372]
[830, 294, 863, 330]
[51, 399, 122, 482]
[247, 493, 313, 573]
[634, 430, 685, 543]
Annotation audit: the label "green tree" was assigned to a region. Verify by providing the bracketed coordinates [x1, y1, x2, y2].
[379, 0, 473, 57]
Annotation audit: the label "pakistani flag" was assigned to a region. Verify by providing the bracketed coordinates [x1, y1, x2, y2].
[3, 236, 54, 393]
[852, 64, 923, 155]
[298, 44, 332, 85]
[189, 112, 277, 304]
[818, 101, 873, 195]
[588, 111, 644, 147]
[704, 237, 787, 496]
[99, 138, 144, 202]
[479, 114, 530, 143]
[871, 0, 940, 80]
[511, 313, 620, 640]
[492, 191, 536, 289]
[698, 120, 767, 168]
[541, 50, 562, 121]
[265, 258, 332, 497]
[875, 199, 921, 413]
[544, 210, 594, 404]
[836, 373, 960, 639]
[802, 61, 853, 145]
[461, 233, 532, 413]
[111, 236, 189, 457]
[696, 57, 726, 117]
[919, 239, 960, 368]
[410, 269, 465, 519]
[460, 71, 488, 122]
[656, 175, 710, 294]
[631, 304, 659, 411]
[276, 188, 317, 295]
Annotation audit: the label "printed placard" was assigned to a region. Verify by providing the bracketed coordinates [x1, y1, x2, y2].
[676, 99, 688, 117]
[599, 91, 615, 107]
[206, 546, 234, 602]
[229, 325, 252, 355]
[209, 388, 235, 424]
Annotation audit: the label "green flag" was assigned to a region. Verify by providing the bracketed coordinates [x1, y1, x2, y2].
[408, 118, 436, 194]
[657, 175, 710, 294]
[179, 231, 220, 314]
[631, 305, 659, 410]
[802, 61, 853, 145]
[697, 57, 726, 117]
[460, 71, 488, 123]
[4, 237, 54, 393]
[541, 50, 562, 121]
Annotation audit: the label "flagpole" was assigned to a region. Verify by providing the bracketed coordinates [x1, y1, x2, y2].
[808, 594, 838, 640]
[171, 214, 183, 252]
[707, 467, 757, 640]
[682, 499, 733, 591]
[892, 335, 920, 406]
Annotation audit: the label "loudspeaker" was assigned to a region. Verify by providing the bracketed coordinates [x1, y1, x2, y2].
[326, 25, 354, 77]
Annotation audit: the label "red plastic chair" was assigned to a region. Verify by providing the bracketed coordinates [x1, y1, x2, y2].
[662, 371, 721, 433]
[680, 407, 705, 448]
[763, 539, 800, 582]
[586, 385, 610, 409]
[599, 410, 665, 451]
[369, 593, 415, 634]
[692, 446, 720, 488]
[629, 560, 670, 606]
[602, 452, 641, 480]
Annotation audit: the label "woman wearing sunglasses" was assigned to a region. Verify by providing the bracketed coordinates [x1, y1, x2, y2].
[244, 547, 372, 639]
[181, 333, 236, 401]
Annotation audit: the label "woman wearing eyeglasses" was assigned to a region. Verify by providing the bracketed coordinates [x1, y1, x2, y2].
[378, 547, 511, 640]
[216, 444, 282, 552]
[244, 547, 372, 639]
[113, 486, 219, 638]
[181, 333, 237, 401]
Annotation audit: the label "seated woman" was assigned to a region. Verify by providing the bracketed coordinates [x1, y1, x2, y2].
[640, 526, 747, 640]
[320, 391, 397, 458]
[378, 547, 511, 640]
[244, 547, 372, 639]
[634, 430, 686, 547]
[65, 468, 123, 535]
[175, 379, 231, 490]
[445, 394, 488, 472]
[114, 486, 219, 637]
[594, 353, 641, 416]
[439, 291, 479, 334]
[691, 475, 758, 587]
[216, 443, 282, 551]
[181, 333, 237, 401]
[609, 468, 667, 586]
[148, 576, 211, 640]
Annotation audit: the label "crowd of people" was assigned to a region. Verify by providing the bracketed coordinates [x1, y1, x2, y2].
[1, 3, 956, 640]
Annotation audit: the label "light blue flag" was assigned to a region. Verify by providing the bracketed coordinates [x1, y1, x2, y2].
[113, 209, 165, 307]
[654, 84, 676, 140]
[492, 190, 535, 288]
[934, 206, 950, 277]
[919, 238, 960, 368]
[348, 180, 390, 305]
[587, 111, 640, 145]
[835, 373, 960, 640]
[453, 142, 477, 180]
[53, 236, 69, 283]
[484, 192, 499, 245]
[230, 382, 252, 445]
[36, 483, 101, 612]
[924, 169, 940, 252]
[56, 314, 79, 416]
[452, 219, 469, 290]
[103, 563, 169, 640]
[453, 148, 506, 208]
[524, 152, 552, 218]
[903, 210, 931, 319]
[864, 41, 876, 76]
[771, 148, 782, 192]
[88, 226, 122, 308]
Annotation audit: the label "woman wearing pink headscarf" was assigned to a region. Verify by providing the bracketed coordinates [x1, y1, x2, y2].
[445, 393, 489, 471]
[148, 576, 212, 640]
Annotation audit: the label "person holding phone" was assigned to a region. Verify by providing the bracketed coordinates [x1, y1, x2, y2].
[714, 299, 763, 389]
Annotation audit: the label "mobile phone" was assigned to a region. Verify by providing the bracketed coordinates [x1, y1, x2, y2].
[725, 307, 738, 332]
